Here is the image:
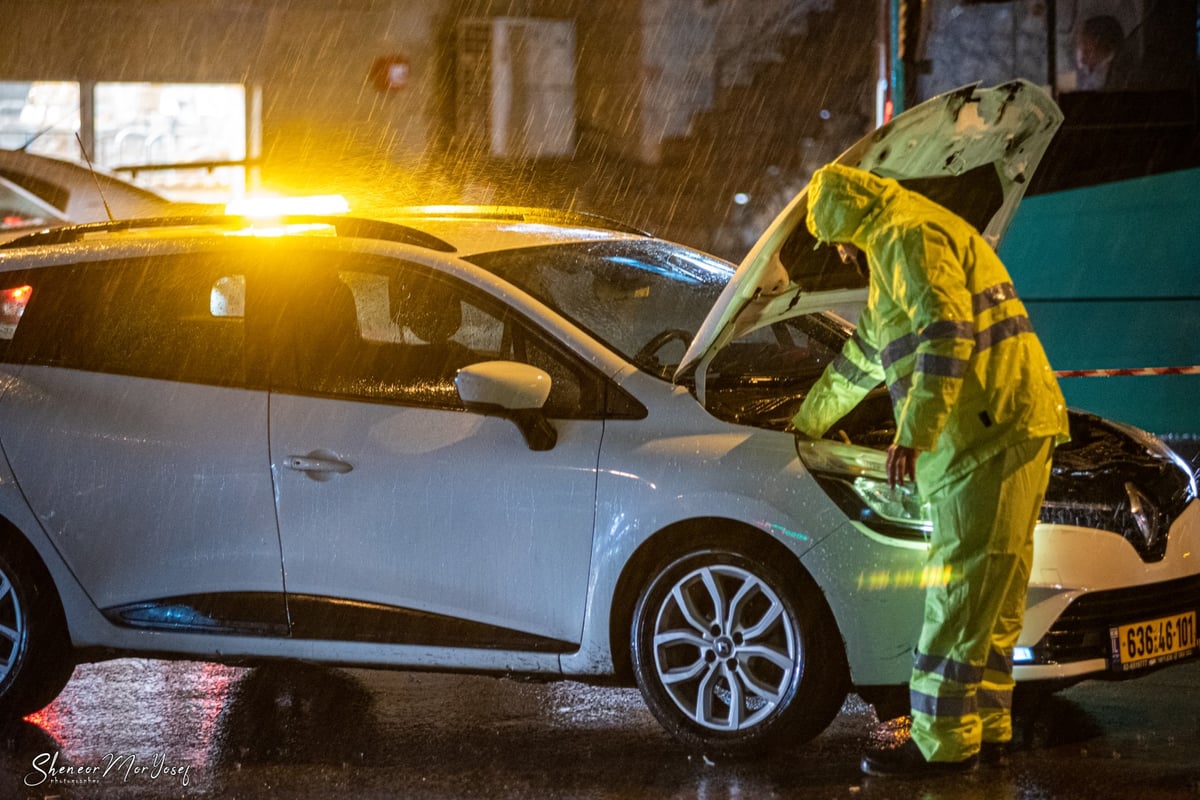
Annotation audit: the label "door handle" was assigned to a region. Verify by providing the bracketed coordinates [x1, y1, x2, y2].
[285, 454, 353, 476]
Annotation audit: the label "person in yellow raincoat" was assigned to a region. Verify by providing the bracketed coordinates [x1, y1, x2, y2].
[792, 163, 1070, 777]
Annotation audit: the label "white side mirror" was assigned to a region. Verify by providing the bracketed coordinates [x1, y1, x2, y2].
[455, 361, 556, 450]
[455, 360, 551, 410]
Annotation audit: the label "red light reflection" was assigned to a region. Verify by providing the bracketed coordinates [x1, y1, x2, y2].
[21, 660, 244, 769]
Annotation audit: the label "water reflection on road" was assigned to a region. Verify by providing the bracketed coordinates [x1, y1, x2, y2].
[7, 658, 1200, 799]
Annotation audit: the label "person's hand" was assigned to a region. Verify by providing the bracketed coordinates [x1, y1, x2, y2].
[886, 444, 919, 488]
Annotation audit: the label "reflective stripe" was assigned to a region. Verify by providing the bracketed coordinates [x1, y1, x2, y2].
[882, 321, 973, 370]
[881, 333, 918, 369]
[911, 689, 978, 718]
[972, 282, 1018, 314]
[986, 649, 1013, 675]
[913, 652, 985, 684]
[887, 376, 910, 408]
[833, 354, 880, 389]
[852, 330, 879, 361]
[976, 315, 1033, 351]
[977, 688, 1013, 711]
[921, 320, 975, 342]
[916, 353, 969, 378]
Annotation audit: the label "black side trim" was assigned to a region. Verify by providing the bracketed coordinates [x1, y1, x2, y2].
[286, 595, 576, 652]
[104, 592, 289, 636]
[104, 592, 578, 653]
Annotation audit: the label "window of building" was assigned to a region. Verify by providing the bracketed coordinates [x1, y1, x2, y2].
[0, 80, 253, 203]
[95, 82, 247, 202]
[0, 81, 81, 157]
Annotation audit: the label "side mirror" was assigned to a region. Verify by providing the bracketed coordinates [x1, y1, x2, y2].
[454, 361, 557, 451]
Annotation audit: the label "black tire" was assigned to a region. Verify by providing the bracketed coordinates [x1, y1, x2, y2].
[631, 547, 847, 758]
[0, 539, 74, 719]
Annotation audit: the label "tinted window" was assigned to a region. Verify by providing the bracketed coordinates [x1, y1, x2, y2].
[265, 255, 604, 418]
[4, 256, 247, 387]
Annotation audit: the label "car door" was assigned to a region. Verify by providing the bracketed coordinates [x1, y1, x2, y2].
[262, 252, 604, 649]
[0, 254, 286, 632]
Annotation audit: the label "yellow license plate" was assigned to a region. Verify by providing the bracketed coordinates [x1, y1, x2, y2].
[1110, 610, 1198, 671]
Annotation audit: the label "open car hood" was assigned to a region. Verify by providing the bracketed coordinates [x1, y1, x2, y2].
[676, 79, 1063, 399]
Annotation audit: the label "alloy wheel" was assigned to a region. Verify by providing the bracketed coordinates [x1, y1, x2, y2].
[0, 568, 25, 686]
[650, 563, 799, 731]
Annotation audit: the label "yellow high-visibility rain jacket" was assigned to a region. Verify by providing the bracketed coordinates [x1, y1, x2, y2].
[792, 163, 1069, 494]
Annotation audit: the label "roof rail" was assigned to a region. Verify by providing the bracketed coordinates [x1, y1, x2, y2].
[387, 205, 652, 237]
[0, 214, 457, 252]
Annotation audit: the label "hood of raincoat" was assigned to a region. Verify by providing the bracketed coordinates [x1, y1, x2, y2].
[677, 79, 1064, 399]
[804, 163, 898, 248]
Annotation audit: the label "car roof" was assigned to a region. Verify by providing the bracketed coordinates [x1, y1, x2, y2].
[379, 206, 652, 256]
[0, 205, 653, 259]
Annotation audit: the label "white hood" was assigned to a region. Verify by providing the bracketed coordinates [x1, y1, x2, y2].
[677, 79, 1064, 400]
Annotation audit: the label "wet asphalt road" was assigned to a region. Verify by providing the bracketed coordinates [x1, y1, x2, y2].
[4, 656, 1199, 800]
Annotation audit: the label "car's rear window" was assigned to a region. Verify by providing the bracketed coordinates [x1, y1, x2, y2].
[2, 256, 247, 387]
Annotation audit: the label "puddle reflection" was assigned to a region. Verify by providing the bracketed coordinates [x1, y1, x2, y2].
[210, 662, 380, 767]
[13, 658, 383, 792]
[9, 658, 1194, 799]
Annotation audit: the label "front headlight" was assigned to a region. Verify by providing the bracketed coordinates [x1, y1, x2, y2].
[796, 438, 933, 541]
[1124, 480, 1165, 552]
[852, 476, 933, 533]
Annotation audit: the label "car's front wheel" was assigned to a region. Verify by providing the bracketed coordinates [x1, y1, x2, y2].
[631, 547, 847, 758]
[0, 539, 73, 719]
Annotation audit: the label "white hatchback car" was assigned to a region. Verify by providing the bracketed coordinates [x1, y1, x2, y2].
[0, 82, 1196, 757]
[0, 149, 186, 224]
[0, 173, 68, 242]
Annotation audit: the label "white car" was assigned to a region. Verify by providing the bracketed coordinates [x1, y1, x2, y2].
[0, 148, 209, 225]
[0, 173, 69, 242]
[0, 81, 1195, 757]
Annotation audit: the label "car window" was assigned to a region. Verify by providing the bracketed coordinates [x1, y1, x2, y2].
[264, 256, 606, 418]
[466, 240, 733, 380]
[2, 256, 247, 387]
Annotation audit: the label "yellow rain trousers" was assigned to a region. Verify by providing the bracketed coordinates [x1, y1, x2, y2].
[793, 163, 1070, 762]
[911, 435, 1053, 760]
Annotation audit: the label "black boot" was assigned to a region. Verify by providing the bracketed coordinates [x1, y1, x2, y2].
[861, 739, 978, 777]
[979, 741, 1011, 767]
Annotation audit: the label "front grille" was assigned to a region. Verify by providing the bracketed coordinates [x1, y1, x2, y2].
[1030, 573, 1200, 665]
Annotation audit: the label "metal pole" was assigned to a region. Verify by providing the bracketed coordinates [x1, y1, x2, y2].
[890, 0, 905, 115]
[1046, 0, 1058, 100]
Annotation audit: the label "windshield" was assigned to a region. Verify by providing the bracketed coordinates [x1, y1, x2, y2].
[467, 239, 734, 378]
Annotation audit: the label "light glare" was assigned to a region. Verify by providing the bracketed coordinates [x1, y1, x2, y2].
[225, 194, 350, 218]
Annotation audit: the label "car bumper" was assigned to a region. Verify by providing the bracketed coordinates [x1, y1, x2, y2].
[1015, 499, 1200, 682]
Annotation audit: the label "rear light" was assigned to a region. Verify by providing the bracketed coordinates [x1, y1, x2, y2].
[1, 284, 31, 336]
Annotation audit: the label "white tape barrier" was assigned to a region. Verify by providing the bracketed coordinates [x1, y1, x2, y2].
[1054, 366, 1200, 378]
